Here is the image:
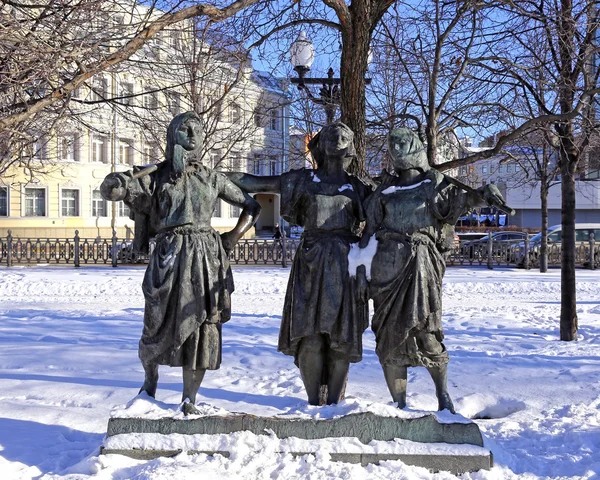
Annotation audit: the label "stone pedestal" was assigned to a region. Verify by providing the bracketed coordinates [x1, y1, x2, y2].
[102, 411, 492, 474]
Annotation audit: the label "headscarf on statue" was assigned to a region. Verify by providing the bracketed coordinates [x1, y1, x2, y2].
[128, 112, 204, 254]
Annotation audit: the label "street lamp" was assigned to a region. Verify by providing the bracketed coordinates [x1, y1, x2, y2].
[289, 32, 341, 124]
[289, 32, 372, 124]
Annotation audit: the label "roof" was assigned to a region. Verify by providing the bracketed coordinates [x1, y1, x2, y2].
[251, 71, 286, 94]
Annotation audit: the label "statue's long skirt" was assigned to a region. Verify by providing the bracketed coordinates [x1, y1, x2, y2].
[139, 227, 233, 370]
[278, 232, 369, 365]
[369, 232, 449, 368]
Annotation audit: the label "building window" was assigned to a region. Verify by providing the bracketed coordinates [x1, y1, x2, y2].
[144, 89, 159, 110]
[91, 76, 108, 101]
[118, 201, 130, 217]
[24, 188, 46, 216]
[142, 143, 158, 164]
[229, 153, 242, 172]
[213, 199, 222, 217]
[230, 204, 240, 217]
[269, 107, 280, 131]
[229, 103, 241, 124]
[254, 106, 265, 127]
[506, 164, 513, 173]
[210, 151, 222, 170]
[92, 135, 108, 163]
[119, 139, 134, 165]
[207, 95, 223, 122]
[498, 164, 504, 173]
[269, 156, 279, 176]
[24, 137, 46, 160]
[92, 189, 107, 217]
[482, 165, 487, 174]
[121, 82, 134, 105]
[0, 187, 8, 216]
[169, 30, 181, 50]
[167, 92, 181, 115]
[252, 154, 263, 175]
[59, 135, 78, 162]
[61, 189, 79, 216]
[149, 31, 164, 58]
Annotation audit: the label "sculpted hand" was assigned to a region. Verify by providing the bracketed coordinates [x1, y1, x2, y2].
[101, 171, 131, 202]
[220, 231, 238, 255]
[482, 183, 504, 206]
[356, 265, 369, 303]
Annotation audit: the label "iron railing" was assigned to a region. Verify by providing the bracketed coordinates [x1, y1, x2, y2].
[1, 229, 597, 269]
[0, 230, 300, 268]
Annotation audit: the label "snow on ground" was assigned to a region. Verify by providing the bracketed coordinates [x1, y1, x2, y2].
[0, 265, 599, 479]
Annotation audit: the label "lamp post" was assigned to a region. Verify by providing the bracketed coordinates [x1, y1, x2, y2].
[289, 32, 341, 124]
[289, 32, 372, 125]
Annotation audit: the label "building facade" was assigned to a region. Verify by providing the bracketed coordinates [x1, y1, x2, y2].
[0, 9, 289, 239]
[455, 139, 600, 228]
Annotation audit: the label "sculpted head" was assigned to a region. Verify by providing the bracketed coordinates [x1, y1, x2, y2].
[166, 112, 203, 164]
[309, 122, 355, 170]
[388, 128, 429, 173]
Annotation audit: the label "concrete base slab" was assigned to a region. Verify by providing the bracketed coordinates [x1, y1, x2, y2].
[107, 411, 483, 446]
[103, 411, 492, 473]
[100, 447, 493, 473]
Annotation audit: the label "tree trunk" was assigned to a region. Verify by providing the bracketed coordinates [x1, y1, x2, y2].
[559, 138, 578, 341]
[426, 123, 438, 166]
[557, 0, 578, 342]
[339, 8, 373, 177]
[539, 182, 548, 273]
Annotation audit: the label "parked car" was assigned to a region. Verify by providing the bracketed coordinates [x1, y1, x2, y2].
[511, 223, 600, 267]
[463, 231, 528, 259]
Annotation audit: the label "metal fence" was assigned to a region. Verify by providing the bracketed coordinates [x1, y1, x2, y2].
[0, 230, 300, 268]
[0, 229, 597, 269]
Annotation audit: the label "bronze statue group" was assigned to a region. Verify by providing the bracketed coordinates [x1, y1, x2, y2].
[101, 112, 506, 416]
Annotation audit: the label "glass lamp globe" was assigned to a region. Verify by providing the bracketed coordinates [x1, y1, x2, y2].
[290, 31, 315, 70]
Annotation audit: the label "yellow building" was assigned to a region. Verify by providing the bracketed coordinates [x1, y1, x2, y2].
[0, 9, 289, 240]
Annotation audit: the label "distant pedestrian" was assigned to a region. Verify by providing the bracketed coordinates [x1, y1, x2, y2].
[272, 223, 282, 240]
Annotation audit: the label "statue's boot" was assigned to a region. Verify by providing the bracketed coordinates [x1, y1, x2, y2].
[382, 364, 408, 409]
[139, 361, 159, 398]
[427, 364, 455, 413]
[181, 367, 206, 415]
[297, 334, 325, 406]
[326, 350, 349, 405]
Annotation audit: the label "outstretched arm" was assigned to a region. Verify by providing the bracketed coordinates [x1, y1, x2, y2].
[224, 172, 281, 193]
[218, 178, 262, 253]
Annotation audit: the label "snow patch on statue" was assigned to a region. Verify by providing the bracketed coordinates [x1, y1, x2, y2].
[382, 178, 431, 194]
[347, 235, 378, 280]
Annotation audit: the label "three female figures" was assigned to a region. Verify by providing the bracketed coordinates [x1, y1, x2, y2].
[101, 112, 506, 414]
[100, 112, 260, 415]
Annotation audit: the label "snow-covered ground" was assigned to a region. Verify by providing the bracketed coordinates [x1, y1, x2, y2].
[0, 265, 599, 479]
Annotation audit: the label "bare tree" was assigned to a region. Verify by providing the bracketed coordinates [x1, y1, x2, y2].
[102, 18, 281, 174]
[0, 0, 261, 177]
[437, 0, 599, 340]
[366, 0, 518, 170]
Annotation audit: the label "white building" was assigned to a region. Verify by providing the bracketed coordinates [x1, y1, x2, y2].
[455, 139, 600, 228]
